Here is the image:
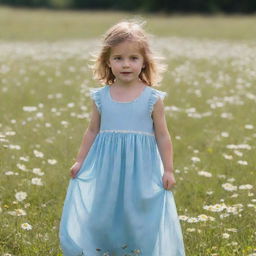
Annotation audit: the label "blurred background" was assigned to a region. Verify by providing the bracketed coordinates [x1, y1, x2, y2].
[0, 0, 256, 13]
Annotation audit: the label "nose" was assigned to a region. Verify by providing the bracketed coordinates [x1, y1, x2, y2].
[122, 59, 130, 67]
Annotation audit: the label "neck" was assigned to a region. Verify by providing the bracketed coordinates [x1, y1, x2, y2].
[113, 79, 144, 88]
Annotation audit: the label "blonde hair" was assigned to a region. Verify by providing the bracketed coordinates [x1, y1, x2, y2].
[90, 19, 167, 87]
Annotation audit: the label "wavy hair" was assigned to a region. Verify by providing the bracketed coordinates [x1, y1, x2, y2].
[89, 19, 167, 87]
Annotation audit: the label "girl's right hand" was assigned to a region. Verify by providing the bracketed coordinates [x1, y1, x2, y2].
[70, 162, 82, 178]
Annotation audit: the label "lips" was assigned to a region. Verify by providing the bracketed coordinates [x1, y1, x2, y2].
[120, 72, 132, 74]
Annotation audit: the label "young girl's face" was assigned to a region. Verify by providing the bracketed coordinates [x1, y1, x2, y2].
[107, 40, 145, 86]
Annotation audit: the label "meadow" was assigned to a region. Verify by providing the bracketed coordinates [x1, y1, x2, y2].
[0, 6, 256, 256]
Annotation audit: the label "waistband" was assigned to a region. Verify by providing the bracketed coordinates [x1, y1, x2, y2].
[99, 129, 155, 136]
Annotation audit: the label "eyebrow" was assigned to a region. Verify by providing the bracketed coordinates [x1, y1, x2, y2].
[112, 54, 140, 57]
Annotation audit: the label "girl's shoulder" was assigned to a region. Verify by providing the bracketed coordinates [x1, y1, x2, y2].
[148, 86, 168, 100]
[89, 85, 107, 95]
[88, 85, 107, 114]
[148, 86, 168, 114]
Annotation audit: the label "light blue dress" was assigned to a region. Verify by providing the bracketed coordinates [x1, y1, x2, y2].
[59, 84, 186, 256]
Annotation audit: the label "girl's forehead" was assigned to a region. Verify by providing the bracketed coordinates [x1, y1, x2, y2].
[110, 40, 142, 55]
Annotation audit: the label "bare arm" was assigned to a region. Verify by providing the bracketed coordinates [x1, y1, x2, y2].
[152, 98, 174, 173]
[75, 100, 101, 164]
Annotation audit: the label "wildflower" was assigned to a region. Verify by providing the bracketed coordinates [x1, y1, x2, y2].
[198, 171, 212, 177]
[5, 171, 15, 175]
[187, 217, 199, 223]
[32, 168, 44, 176]
[186, 228, 196, 232]
[223, 153, 233, 160]
[237, 160, 248, 165]
[203, 203, 226, 212]
[16, 163, 27, 171]
[21, 223, 32, 230]
[191, 156, 200, 163]
[33, 149, 44, 158]
[239, 184, 253, 190]
[7, 209, 26, 216]
[221, 132, 229, 137]
[222, 233, 230, 239]
[48, 159, 57, 165]
[222, 183, 237, 191]
[31, 177, 43, 186]
[23, 106, 37, 112]
[179, 215, 188, 221]
[198, 214, 209, 221]
[15, 191, 27, 201]
[245, 124, 254, 129]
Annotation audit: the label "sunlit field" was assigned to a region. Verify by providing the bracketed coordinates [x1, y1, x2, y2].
[0, 6, 256, 256]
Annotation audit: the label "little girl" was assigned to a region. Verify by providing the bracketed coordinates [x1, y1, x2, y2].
[59, 20, 186, 256]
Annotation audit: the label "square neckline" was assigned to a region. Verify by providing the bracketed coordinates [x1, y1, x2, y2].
[107, 84, 148, 104]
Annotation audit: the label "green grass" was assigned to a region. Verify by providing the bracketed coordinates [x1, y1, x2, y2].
[0, 6, 256, 256]
[1, 6, 256, 41]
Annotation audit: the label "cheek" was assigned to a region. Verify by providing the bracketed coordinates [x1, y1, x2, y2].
[112, 62, 121, 68]
[137, 63, 144, 70]
[110, 63, 118, 70]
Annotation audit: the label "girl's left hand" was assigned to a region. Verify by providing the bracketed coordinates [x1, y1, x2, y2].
[162, 172, 176, 190]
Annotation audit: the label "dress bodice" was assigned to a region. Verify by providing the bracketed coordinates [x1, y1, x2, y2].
[89, 85, 167, 135]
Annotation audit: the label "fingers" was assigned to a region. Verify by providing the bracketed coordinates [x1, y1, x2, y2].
[163, 179, 176, 190]
[70, 166, 81, 178]
[70, 167, 76, 178]
[164, 180, 170, 190]
[163, 178, 168, 190]
[69, 162, 81, 178]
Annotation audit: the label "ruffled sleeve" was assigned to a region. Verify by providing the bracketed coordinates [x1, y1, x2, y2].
[89, 87, 102, 114]
[149, 88, 168, 115]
